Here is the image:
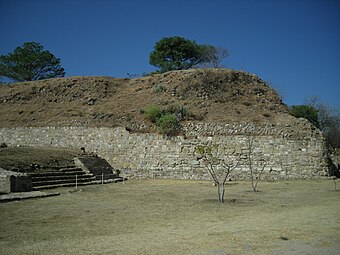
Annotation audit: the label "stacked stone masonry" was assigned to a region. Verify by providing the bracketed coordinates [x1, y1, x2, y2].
[0, 119, 329, 180]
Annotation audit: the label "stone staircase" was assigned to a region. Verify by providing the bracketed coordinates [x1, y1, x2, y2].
[28, 166, 97, 190]
[75, 155, 122, 181]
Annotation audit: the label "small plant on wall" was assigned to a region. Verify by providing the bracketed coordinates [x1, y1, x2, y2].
[156, 113, 180, 136]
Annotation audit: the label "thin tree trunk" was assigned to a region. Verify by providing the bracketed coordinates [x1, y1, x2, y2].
[252, 177, 258, 192]
[217, 182, 225, 203]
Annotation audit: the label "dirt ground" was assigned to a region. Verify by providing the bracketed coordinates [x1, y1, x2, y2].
[0, 179, 339, 255]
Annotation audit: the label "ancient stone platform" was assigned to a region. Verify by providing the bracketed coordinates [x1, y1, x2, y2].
[0, 191, 60, 203]
[75, 155, 121, 181]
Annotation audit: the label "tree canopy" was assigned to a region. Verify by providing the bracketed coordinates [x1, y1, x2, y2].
[305, 97, 340, 149]
[0, 42, 65, 82]
[149, 36, 228, 73]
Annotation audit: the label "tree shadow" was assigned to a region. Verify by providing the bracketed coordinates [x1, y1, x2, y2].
[203, 198, 256, 205]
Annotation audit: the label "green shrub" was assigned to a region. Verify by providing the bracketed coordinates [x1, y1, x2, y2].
[143, 104, 187, 136]
[152, 84, 165, 93]
[143, 105, 162, 123]
[289, 105, 320, 128]
[156, 113, 180, 136]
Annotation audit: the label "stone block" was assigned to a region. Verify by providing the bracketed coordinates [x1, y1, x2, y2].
[0, 175, 11, 194]
[10, 176, 32, 192]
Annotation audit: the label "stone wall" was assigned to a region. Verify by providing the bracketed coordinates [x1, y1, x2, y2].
[0, 168, 32, 193]
[0, 119, 329, 180]
[0, 175, 11, 194]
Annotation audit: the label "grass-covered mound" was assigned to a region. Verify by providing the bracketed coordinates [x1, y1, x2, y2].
[0, 146, 82, 173]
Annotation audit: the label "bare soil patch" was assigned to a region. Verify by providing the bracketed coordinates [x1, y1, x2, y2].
[0, 179, 339, 255]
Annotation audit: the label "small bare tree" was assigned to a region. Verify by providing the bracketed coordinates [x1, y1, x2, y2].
[246, 135, 272, 192]
[196, 145, 239, 203]
[199, 46, 229, 68]
[332, 176, 337, 191]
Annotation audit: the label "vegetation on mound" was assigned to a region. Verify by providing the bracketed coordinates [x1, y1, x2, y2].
[0, 42, 65, 82]
[143, 104, 188, 135]
[0, 68, 291, 130]
[149, 36, 228, 72]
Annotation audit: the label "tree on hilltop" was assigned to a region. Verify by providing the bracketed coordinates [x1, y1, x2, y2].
[149, 36, 228, 73]
[198, 45, 229, 68]
[0, 42, 65, 82]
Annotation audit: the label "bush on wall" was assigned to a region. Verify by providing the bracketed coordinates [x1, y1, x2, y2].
[143, 104, 185, 136]
[156, 113, 180, 136]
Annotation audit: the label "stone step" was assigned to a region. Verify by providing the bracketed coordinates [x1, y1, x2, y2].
[31, 174, 95, 183]
[0, 191, 61, 203]
[112, 177, 125, 183]
[29, 170, 87, 178]
[94, 173, 120, 181]
[28, 166, 98, 190]
[29, 166, 81, 172]
[60, 167, 84, 172]
[31, 173, 94, 182]
[31, 177, 126, 191]
[75, 156, 117, 180]
[32, 177, 96, 187]
[32, 181, 98, 191]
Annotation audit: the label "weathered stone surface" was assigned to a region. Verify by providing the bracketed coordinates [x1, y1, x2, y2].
[0, 175, 11, 194]
[75, 155, 119, 180]
[0, 120, 329, 180]
[10, 176, 32, 192]
[0, 168, 32, 193]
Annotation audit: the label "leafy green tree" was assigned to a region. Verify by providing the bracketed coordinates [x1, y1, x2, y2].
[149, 36, 215, 73]
[0, 42, 65, 82]
[289, 105, 320, 128]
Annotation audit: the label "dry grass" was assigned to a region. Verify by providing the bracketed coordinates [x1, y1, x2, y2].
[0, 147, 81, 172]
[0, 69, 291, 130]
[0, 179, 339, 255]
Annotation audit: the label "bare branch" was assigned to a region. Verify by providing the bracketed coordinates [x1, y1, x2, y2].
[195, 144, 239, 202]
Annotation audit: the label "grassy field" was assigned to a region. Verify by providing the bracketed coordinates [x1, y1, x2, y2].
[0, 179, 339, 255]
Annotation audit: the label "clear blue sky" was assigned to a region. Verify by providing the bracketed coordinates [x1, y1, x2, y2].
[1, 0, 339, 109]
